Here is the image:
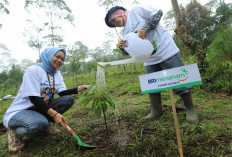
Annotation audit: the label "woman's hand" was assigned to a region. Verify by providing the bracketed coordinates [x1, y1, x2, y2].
[53, 113, 67, 129]
[138, 30, 147, 39]
[77, 85, 90, 92]
[119, 40, 127, 49]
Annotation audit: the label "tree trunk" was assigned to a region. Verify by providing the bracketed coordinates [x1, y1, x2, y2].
[103, 111, 108, 134]
[171, 0, 206, 72]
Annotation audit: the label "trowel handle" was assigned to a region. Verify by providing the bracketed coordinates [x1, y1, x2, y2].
[61, 122, 76, 137]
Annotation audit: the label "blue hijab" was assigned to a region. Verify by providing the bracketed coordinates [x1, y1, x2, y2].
[37, 47, 66, 75]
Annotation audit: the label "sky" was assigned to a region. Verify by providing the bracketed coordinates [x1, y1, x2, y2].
[0, 0, 211, 70]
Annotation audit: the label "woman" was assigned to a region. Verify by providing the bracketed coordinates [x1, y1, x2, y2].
[3, 47, 90, 152]
[105, 6, 198, 123]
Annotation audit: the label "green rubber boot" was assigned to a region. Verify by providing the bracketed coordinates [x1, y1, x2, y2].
[144, 93, 163, 120]
[181, 92, 199, 123]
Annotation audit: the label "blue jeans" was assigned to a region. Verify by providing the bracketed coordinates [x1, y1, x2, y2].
[145, 53, 192, 96]
[8, 95, 74, 138]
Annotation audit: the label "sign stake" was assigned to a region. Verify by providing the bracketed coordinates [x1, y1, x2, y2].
[169, 89, 184, 157]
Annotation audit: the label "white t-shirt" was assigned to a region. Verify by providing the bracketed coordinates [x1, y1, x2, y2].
[123, 5, 180, 66]
[3, 65, 67, 129]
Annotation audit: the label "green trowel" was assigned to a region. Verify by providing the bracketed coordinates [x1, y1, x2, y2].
[61, 122, 97, 149]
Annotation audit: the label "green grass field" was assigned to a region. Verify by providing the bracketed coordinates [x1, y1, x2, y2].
[0, 64, 232, 157]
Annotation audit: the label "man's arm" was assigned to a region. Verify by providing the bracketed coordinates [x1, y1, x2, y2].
[141, 9, 163, 33]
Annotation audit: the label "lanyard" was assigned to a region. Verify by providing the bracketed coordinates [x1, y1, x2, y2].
[47, 73, 55, 100]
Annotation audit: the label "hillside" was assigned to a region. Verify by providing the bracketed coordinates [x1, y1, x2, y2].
[0, 64, 232, 157]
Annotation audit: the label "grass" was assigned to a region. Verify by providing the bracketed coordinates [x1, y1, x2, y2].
[0, 63, 232, 156]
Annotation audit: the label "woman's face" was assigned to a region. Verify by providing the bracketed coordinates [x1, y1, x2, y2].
[51, 51, 64, 69]
[110, 17, 124, 27]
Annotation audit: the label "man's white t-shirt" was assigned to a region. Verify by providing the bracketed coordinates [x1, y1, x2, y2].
[123, 5, 180, 66]
[3, 65, 67, 129]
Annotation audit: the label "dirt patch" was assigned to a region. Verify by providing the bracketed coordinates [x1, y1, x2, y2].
[0, 123, 7, 135]
[110, 122, 131, 151]
[162, 104, 185, 112]
[80, 122, 133, 156]
[71, 109, 89, 118]
[115, 83, 125, 88]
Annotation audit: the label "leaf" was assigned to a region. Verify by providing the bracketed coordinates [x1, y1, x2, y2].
[94, 105, 102, 118]
[82, 97, 92, 109]
[92, 96, 100, 111]
[82, 89, 88, 96]
[88, 85, 96, 94]
[101, 102, 108, 113]
[76, 95, 88, 104]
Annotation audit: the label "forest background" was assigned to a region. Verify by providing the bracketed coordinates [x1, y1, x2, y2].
[0, 0, 231, 95]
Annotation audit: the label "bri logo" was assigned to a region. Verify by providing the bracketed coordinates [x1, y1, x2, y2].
[148, 68, 189, 84]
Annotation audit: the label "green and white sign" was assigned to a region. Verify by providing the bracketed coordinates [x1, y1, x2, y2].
[139, 63, 202, 94]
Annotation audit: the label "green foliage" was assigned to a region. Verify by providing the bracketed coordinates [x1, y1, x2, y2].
[92, 89, 115, 118]
[203, 61, 232, 93]
[24, 0, 74, 24]
[0, 0, 9, 14]
[24, 0, 74, 49]
[213, 1, 232, 24]
[0, 0, 9, 28]
[98, 0, 122, 10]
[203, 17, 232, 93]
[43, 34, 63, 47]
[180, 0, 213, 48]
[1, 62, 232, 156]
[76, 85, 115, 118]
[207, 17, 232, 62]
[76, 85, 115, 132]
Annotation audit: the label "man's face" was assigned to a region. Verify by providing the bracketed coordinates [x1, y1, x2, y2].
[110, 17, 124, 27]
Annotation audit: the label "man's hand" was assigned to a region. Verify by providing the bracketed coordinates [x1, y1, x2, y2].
[119, 40, 127, 49]
[138, 30, 147, 39]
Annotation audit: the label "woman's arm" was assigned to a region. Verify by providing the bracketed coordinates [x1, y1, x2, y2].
[58, 85, 90, 96]
[58, 88, 78, 97]
[29, 96, 50, 114]
[29, 96, 67, 126]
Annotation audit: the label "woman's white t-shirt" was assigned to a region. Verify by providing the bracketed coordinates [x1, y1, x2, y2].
[3, 65, 67, 129]
[123, 5, 180, 66]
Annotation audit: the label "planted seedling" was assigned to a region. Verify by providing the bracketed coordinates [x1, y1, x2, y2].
[76, 85, 115, 133]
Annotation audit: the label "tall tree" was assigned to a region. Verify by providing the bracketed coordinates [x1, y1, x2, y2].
[180, 1, 213, 48]
[8, 64, 24, 94]
[207, 17, 232, 62]
[24, 0, 74, 47]
[19, 58, 34, 70]
[0, 70, 8, 93]
[72, 41, 89, 84]
[25, 23, 46, 57]
[67, 41, 88, 84]
[171, 0, 207, 71]
[0, 0, 9, 28]
[0, 43, 13, 71]
[208, 0, 232, 24]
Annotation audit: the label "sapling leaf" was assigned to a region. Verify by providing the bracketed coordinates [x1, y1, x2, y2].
[101, 102, 108, 113]
[82, 97, 92, 109]
[82, 90, 88, 96]
[94, 105, 102, 118]
[88, 85, 96, 93]
[92, 97, 97, 111]
[76, 95, 88, 104]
